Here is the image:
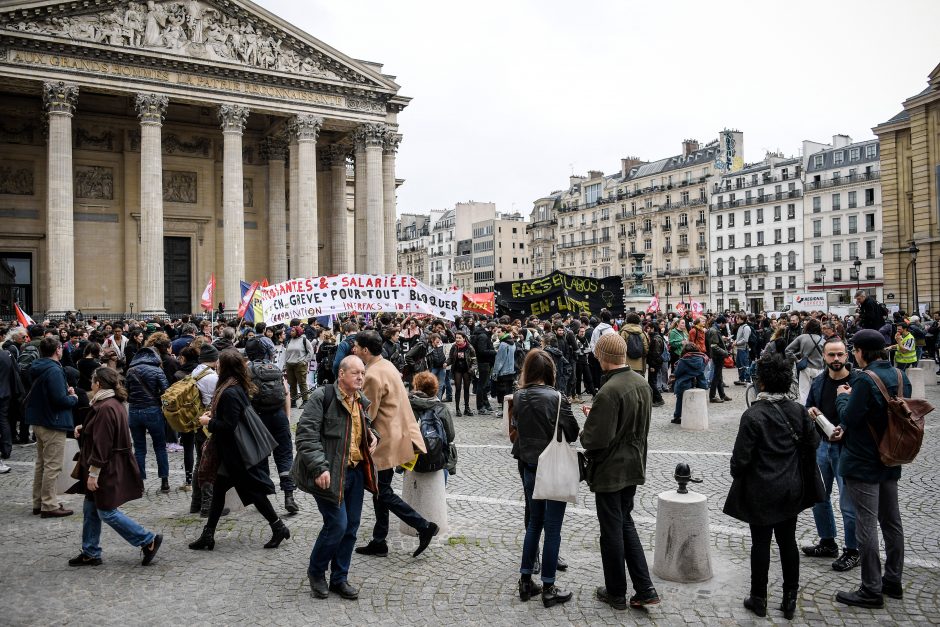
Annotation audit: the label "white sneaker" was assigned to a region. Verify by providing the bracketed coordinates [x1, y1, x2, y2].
[0, 461, 11, 474]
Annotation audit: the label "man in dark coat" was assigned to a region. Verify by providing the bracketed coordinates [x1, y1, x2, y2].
[833, 329, 910, 609]
[0, 347, 24, 470]
[854, 290, 884, 331]
[580, 333, 659, 611]
[471, 323, 496, 414]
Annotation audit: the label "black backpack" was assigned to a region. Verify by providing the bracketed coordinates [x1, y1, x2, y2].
[413, 407, 448, 472]
[746, 324, 761, 358]
[249, 361, 286, 411]
[16, 343, 40, 386]
[318, 344, 337, 378]
[626, 331, 644, 360]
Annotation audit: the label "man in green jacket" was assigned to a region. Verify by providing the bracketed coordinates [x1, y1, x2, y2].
[581, 333, 660, 611]
[291, 355, 378, 601]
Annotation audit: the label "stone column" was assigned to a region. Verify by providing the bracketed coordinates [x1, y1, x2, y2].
[353, 131, 368, 273]
[289, 114, 322, 278]
[383, 131, 401, 274]
[263, 136, 288, 283]
[288, 130, 299, 277]
[135, 93, 169, 317]
[43, 81, 78, 315]
[328, 144, 351, 273]
[359, 123, 387, 274]
[218, 104, 249, 308]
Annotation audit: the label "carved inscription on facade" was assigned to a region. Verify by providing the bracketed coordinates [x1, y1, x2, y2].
[0, 160, 34, 195]
[74, 165, 114, 200]
[163, 170, 196, 203]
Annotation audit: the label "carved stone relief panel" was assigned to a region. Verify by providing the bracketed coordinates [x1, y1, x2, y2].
[0, 118, 40, 145]
[74, 127, 116, 151]
[163, 133, 211, 157]
[74, 165, 114, 200]
[0, 160, 34, 195]
[163, 170, 197, 203]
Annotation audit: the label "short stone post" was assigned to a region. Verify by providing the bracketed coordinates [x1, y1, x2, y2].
[400, 470, 448, 537]
[56, 438, 81, 495]
[918, 360, 937, 385]
[681, 389, 708, 430]
[653, 466, 713, 582]
[908, 367, 926, 400]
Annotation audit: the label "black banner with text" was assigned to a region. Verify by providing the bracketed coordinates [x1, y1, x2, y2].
[494, 272, 625, 320]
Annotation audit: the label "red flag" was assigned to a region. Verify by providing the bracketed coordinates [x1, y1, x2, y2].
[646, 294, 660, 314]
[237, 281, 259, 318]
[200, 274, 215, 311]
[14, 302, 35, 327]
[260, 278, 269, 288]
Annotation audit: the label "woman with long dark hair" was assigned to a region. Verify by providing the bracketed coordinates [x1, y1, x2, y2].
[189, 349, 289, 551]
[445, 331, 477, 417]
[68, 367, 162, 567]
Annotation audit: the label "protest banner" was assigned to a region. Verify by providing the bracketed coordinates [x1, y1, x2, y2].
[258, 274, 463, 324]
[462, 292, 495, 315]
[494, 271, 625, 320]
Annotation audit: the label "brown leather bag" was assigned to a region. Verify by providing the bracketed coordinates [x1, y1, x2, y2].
[863, 369, 933, 466]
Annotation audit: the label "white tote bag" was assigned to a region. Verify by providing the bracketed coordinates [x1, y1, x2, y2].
[532, 392, 580, 504]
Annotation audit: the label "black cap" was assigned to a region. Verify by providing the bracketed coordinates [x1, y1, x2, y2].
[199, 344, 220, 364]
[852, 329, 886, 351]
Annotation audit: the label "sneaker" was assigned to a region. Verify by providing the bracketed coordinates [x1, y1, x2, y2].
[802, 540, 839, 558]
[141, 534, 163, 566]
[68, 553, 102, 567]
[832, 548, 860, 571]
[0, 461, 11, 474]
[709, 397, 724, 404]
[629, 587, 660, 608]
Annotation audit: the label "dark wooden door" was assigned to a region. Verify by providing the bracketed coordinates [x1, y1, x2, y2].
[163, 236, 191, 314]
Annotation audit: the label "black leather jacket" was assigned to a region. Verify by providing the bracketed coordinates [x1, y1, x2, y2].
[511, 384, 578, 464]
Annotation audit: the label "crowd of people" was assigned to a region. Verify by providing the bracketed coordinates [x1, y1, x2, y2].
[0, 286, 930, 616]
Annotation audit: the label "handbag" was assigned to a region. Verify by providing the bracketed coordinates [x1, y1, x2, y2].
[796, 337, 823, 372]
[234, 404, 278, 469]
[770, 402, 825, 509]
[198, 437, 220, 487]
[532, 392, 580, 504]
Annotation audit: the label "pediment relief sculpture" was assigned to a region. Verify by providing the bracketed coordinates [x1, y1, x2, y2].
[1, 0, 376, 87]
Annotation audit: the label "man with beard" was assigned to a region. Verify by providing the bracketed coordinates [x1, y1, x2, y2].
[802, 337, 859, 572]
[783, 313, 802, 347]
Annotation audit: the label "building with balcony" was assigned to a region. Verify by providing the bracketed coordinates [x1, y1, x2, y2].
[709, 152, 804, 313]
[427, 208, 456, 289]
[874, 62, 940, 315]
[527, 194, 559, 277]
[396, 212, 432, 283]
[469, 213, 529, 293]
[802, 136, 883, 305]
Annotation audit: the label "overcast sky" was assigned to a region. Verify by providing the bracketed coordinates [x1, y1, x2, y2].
[262, 0, 940, 217]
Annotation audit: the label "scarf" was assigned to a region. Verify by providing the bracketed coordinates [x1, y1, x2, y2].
[90, 389, 116, 405]
[756, 392, 789, 403]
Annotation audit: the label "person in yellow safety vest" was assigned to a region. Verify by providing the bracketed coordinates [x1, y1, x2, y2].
[891, 320, 917, 371]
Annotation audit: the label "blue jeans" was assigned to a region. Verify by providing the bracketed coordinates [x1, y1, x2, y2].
[440, 370, 453, 399]
[811, 440, 857, 549]
[520, 463, 567, 584]
[704, 359, 714, 387]
[736, 348, 751, 382]
[309, 464, 364, 585]
[128, 405, 168, 480]
[430, 367, 446, 398]
[81, 496, 155, 559]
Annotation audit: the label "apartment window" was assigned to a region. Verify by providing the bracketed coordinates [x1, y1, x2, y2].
[832, 193, 841, 210]
[757, 207, 764, 223]
[729, 280, 736, 292]
[787, 204, 796, 220]
[813, 245, 822, 263]
[812, 197, 821, 213]
[757, 231, 764, 246]
[787, 227, 796, 242]
[744, 233, 751, 247]
[849, 147, 860, 161]
[680, 233, 689, 245]
[833, 269, 842, 281]
[681, 191, 689, 203]
[865, 213, 875, 232]
[813, 220, 821, 238]
[813, 154, 824, 168]
[848, 190, 857, 208]
[716, 215, 723, 229]
[865, 144, 876, 159]
[865, 188, 875, 206]
[716, 236, 723, 250]
[782, 168, 790, 180]
[789, 276, 797, 289]
[717, 258, 724, 275]
[744, 210, 751, 225]
[776, 276, 783, 289]
[646, 198, 653, 209]
[774, 229, 782, 244]
[644, 239, 652, 251]
[833, 243, 842, 262]
[848, 215, 857, 234]
[832, 217, 841, 235]
[728, 234, 735, 249]
[849, 241, 858, 260]
[833, 151, 844, 165]
[728, 213, 735, 227]
[774, 205, 782, 221]
[865, 240, 875, 259]
[644, 219, 652, 231]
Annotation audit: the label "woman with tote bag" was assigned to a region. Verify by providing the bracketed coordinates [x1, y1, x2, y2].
[510, 350, 579, 608]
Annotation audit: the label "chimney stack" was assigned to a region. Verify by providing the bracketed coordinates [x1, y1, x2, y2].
[621, 156, 643, 178]
[682, 139, 700, 157]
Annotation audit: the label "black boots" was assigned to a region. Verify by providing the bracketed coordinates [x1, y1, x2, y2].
[284, 491, 299, 514]
[200, 484, 214, 517]
[188, 525, 215, 551]
[518, 577, 542, 601]
[160, 477, 170, 493]
[780, 588, 798, 620]
[541, 584, 573, 608]
[743, 596, 767, 617]
[463, 406, 474, 416]
[264, 520, 290, 549]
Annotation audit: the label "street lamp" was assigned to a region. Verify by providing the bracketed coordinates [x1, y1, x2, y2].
[909, 241, 920, 316]
[852, 257, 861, 293]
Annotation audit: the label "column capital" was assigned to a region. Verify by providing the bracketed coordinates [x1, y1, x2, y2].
[42, 81, 79, 115]
[218, 104, 249, 132]
[288, 114, 323, 142]
[353, 123, 388, 150]
[383, 131, 402, 155]
[135, 93, 169, 124]
[325, 143, 352, 167]
[261, 135, 288, 162]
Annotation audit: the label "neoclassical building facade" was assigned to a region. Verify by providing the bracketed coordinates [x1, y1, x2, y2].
[0, 0, 408, 316]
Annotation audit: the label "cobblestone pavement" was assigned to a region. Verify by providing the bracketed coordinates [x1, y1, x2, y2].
[2, 367, 939, 625]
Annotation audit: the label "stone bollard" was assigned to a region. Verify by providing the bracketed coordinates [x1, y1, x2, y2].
[653, 489, 713, 582]
[681, 389, 708, 430]
[400, 469, 448, 537]
[908, 367, 926, 400]
[224, 487, 245, 513]
[55, 438, 81, 495]
[919, 360, 938, 385]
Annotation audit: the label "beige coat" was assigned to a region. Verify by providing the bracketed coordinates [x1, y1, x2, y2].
[363, 356, 426, 471]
